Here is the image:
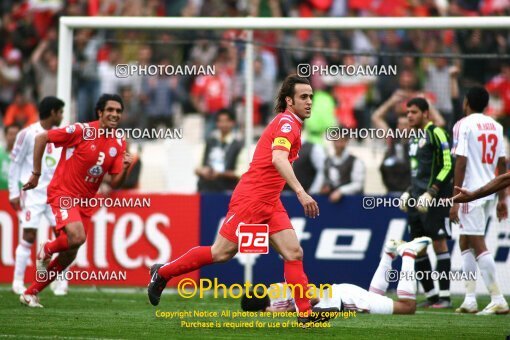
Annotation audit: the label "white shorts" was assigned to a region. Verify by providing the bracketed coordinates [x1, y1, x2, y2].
[316, 284, 394, 315]
[19, 203, 56, 229]
[458, 200, 494, 236]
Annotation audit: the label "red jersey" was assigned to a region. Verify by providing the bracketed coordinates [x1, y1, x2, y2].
[191, 75, 230, 114]
[46, 121, 126, 204]
[487, 75, 510, 114]
[233, 110, 303, 203]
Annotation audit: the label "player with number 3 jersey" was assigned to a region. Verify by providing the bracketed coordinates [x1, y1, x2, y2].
[19, 94, 132, 308]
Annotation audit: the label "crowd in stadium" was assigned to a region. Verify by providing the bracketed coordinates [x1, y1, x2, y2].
[1, 0, 510, 194]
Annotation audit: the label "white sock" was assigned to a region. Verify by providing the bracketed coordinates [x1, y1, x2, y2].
[14, 240, 32, 281]
[397, 252, 416, 300]
[461, 249, 477, 303]
[477, 251, 505, 304]
[369, 253, 393, 295]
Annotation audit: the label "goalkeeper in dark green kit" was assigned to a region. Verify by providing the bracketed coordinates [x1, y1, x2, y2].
[399, 97, 454, 309]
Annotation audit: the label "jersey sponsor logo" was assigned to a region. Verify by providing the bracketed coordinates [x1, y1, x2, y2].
[88, 165, 104, 177]
[66, 125, 76, 134]
[272, 137, 291, 151]
[109, 147, 117, 157]
[281, 123, 292, 133]
[44, 155, 57, 168]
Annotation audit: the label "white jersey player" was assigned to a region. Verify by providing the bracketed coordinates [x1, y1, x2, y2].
[241, 238, 432, 316]
[450, 86, 509, 315]
[8, 97, 67, 296]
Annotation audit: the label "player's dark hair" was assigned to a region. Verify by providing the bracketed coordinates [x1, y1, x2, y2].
[275, 74, 310, 113]
[95, 93, 124, 118]
[241, 290, 270, 311]
[216, 108, 236, 123]
[39, 96, 65, 120]
[406, 97, 429, 112]
[465, 86, 489, 112]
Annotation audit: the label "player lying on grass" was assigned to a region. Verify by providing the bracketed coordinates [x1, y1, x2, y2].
[241, 237, 432, 315]
[19, 94, 132, 308]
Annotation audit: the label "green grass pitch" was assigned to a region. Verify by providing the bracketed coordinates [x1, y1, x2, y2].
[0, 285, 508, 339]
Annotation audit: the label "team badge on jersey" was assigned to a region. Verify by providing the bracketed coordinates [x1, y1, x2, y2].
[109, 147, 117, 157]
[418, 138, 426, 148]
[88, 165, 103, 177]
[66, 125, 76, 134]
[281, 123, 292, 133]
[91, 144, 96, 151]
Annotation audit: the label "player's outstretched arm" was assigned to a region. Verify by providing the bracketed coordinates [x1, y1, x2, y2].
[496, 157, 508, 221]
[22, 131, 48, 191]
[272, 149, 319, 218]
[453, 172, 510, 203]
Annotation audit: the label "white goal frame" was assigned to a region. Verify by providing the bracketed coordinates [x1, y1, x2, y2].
[58, 16, 510, 284]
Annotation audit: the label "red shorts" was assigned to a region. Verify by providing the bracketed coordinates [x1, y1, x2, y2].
[219, 197, 293, 243]
[49, 201, 92, 234]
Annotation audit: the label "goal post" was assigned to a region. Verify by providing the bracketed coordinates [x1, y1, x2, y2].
[57, 15, 510, 285]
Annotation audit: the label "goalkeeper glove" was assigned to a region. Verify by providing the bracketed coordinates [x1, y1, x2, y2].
[416, 192, 433, 213]
[399, 192, 410, 212]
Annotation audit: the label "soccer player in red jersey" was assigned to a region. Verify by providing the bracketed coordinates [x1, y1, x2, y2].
[148, 75, 337, 325]
[19, 94, 132, 307]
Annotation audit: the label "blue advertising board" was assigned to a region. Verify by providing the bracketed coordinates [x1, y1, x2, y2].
[200, 194, 409, 289]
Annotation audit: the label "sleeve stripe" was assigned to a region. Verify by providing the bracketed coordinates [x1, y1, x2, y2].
[433, 127, 453, 182]
[278, 117, 293, 124]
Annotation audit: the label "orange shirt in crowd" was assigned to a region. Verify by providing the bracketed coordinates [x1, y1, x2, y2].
[3, 103, 39, 127]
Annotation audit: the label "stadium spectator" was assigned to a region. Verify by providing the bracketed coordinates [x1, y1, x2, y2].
[3, 90, 38, 128]
[73, 29, 101, 123]
[0, 48, 22, 115]
[424, 55, 455, 129]
[31, 36, 58, 100]
[191, 57, 233, 137]
[372, 92, 412, 193]
[303, 86, 338, 146]
[0, 124, 21, 190]
[140, 58, 178, 130]
[372, 86, 446, 134]
[375, 114, 411, 194]
[486, 61, 510, 135]
[321, 129, 365, 202]
[196, 109, 243, 192]
[284, 137, 327, 194]
[97, 45, 123, 96]
[118, 85, 142, 130]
